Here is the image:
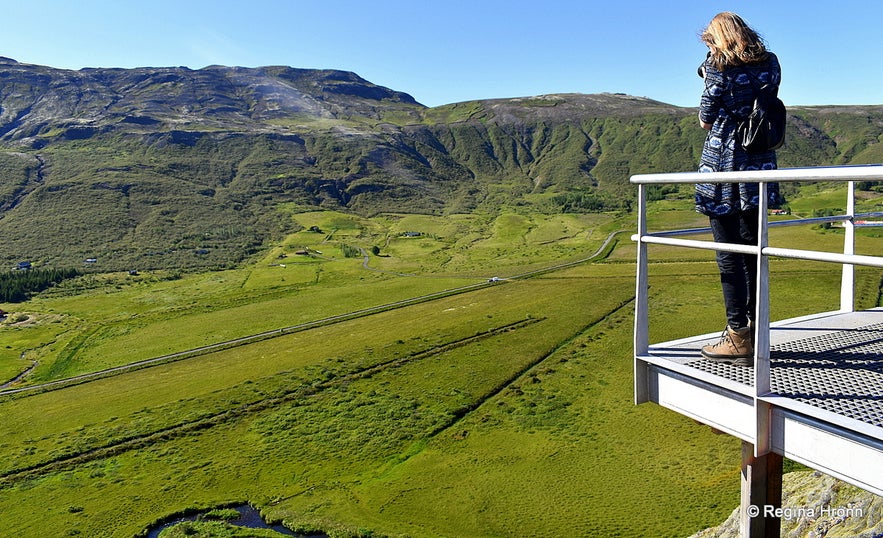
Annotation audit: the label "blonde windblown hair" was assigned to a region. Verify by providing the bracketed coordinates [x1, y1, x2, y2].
[701, 12, 768, 70]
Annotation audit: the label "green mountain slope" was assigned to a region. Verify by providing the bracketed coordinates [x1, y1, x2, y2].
[1, 57, 882, 270]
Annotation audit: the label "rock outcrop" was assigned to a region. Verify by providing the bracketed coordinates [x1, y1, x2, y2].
[692, 471, 883, 538]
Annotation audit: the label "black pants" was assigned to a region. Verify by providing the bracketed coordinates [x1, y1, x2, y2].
[709, 209, 758, 331]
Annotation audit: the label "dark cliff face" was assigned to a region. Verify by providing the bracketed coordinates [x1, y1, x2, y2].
[1, 58, 882, 271]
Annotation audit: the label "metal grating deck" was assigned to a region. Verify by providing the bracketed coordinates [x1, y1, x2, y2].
[687, 321, 883, 428]
[638, 309, 883, 497]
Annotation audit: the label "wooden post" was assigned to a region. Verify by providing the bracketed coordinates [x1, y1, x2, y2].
[740, 441, 783, 537]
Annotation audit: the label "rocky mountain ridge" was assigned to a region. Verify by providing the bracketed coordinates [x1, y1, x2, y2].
[1, 58, 882, 270]
[0, 56, 423, 141]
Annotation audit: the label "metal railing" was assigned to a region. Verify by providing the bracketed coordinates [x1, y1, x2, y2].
[631, 164, 883, 454]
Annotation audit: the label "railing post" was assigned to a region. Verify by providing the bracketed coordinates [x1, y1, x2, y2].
[841, 180, 856, 312]
[634, 184, 650, 404]
[755, 182, 771, 456]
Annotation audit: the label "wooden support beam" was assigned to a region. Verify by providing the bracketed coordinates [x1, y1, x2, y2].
[740, 441, 783, 537]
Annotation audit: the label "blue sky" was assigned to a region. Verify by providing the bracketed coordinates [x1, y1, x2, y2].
[1, 0, 880, 108]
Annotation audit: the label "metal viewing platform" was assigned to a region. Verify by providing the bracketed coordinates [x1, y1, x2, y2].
[631, 165, 883, 537]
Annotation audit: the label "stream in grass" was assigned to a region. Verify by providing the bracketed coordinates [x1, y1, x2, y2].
[145, 503, 327, 537]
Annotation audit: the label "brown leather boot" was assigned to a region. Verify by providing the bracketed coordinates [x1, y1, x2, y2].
[700, 326, 753, 366]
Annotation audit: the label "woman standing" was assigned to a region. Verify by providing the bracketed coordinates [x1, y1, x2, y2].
[696, 12, 782, 365]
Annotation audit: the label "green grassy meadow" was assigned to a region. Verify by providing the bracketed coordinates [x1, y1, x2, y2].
[1, 206, 881, 537]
